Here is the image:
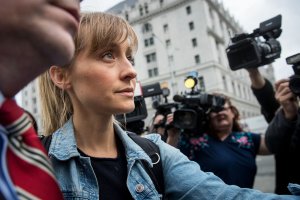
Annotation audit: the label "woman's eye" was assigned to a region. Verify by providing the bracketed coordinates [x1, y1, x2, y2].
[103, 52, 114, 60]
[127, 56, 135, 65]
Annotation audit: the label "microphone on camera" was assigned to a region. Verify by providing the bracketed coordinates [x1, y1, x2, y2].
[173, 94, 184, 103]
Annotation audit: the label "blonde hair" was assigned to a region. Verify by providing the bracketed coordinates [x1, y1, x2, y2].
[39, 12, 138, 135]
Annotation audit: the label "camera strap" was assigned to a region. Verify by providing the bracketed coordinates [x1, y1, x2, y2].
[127, 132, 165, 198]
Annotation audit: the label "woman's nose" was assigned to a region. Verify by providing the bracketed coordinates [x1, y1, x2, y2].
[120, 58, 137, 80]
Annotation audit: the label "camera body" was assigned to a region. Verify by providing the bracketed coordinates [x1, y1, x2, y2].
[152, 100, 178, 129]
[226, 15, 282, 70]
[173, 93, 225, 133]
[115, 82, 162, 134]
[287, 53, 300, 96]
[172, 72, 225, 134]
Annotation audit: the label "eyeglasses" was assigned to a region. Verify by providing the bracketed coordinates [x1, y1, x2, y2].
[210, 106, 231, 114]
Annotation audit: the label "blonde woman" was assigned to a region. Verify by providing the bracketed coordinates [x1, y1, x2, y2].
[39, 12, 299, 200]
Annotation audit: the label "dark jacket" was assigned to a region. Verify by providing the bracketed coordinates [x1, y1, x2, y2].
[265, 109, 300, 194]
[251, 78, 279, 123]
[252, 78, 300, 194]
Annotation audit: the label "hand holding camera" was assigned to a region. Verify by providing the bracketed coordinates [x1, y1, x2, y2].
[275, 79, 298, 120]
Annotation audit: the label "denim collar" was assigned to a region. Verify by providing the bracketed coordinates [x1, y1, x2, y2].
[49, 118, 152, 166]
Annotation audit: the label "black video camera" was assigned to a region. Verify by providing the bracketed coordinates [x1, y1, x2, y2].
[152, 101, 178, 130]
[287, 53, 300, 96]
[226, 14, 282, 70]
[172, 72, 225, 134]
[173, 93, 225, 133]
[115, 82, 162, 134]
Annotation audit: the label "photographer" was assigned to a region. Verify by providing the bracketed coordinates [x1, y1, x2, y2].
[264, 78, 300, 194]
[168, 94, 271, 188]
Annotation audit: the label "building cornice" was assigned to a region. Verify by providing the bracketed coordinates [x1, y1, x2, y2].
[129, 0, 196, 25]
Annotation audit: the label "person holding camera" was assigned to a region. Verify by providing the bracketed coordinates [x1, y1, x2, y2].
[246, 67, 300, 194]
[149, 111, 178, 142]
[264, 78, 300, 194]
[167, 94, 271, 189]
[37, 12, 300, 199]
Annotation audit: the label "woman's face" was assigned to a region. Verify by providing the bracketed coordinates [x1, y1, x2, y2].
[209, 102, 235, 132]
[66, 38, 137, 117]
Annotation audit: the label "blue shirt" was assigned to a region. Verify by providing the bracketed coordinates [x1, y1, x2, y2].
[179, 132, 260, 188]
[49, 119, 300, 199]
[0, 91, 18, 200]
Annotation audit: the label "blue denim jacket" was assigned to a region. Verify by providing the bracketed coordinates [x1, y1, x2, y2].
[49, 119, 300, 200]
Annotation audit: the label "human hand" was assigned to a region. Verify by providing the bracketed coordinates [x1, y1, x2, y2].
[275, 79, 298, 120]
[164, 113, 180, 146]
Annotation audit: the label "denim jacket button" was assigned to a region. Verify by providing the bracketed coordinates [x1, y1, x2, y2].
[135, 184, 144, 193]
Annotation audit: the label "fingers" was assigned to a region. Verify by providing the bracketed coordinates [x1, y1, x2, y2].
[275, 80, 294, 103]
[275, 79, 299, 120]
[275, 78, 289, 91]
[153, 114, 164, 124]
[166, 113, 173, 124]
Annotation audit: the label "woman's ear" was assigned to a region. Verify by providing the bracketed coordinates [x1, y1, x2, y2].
[49, 66, 71, 90]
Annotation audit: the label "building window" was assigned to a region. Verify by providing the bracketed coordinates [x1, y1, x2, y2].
[194, 55, 200, 64]
[232, 81, 236, 95]
[125, 12, 129, 21]
[153, 68, 158, 76]
[160, 0, 164, 6]
[242, 111, 246, 118]
[145, 53, 156, 63]
[144, 37, 154, 47]
[186, 6, 191, 15]
[149, 37, 154, 45]
[238, 84, 241, 97]
[165, 39, 171, 47]
[163, 24, 168, 33]
[139, 5, 143, 16]
[222, 75, 227, 91]
[144, 3, 149, 14]
[32, 97, 36, 104]
[189, 21, 194, 30]
[143, 23, 152, 33]
[144, 39, 149, 47]
[192, 38, 197, 47]
[148, 67, 159, 78]
[215, 40, 222, 63]
[168, 55, 174, 63]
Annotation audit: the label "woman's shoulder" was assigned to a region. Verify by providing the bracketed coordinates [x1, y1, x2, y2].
[143, 133, 163, 143]
[232, 131, 260, 137]
[230, 131, 261, 148]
